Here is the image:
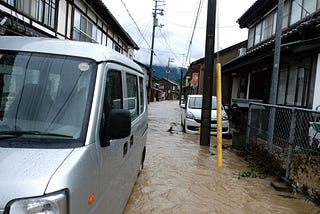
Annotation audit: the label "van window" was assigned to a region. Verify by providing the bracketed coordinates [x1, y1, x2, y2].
[104, 70, 123, 117]
[139, 77, 144, 114]
[126, 73, 138, 119]
[0, 51, 96, 147]
[101, 70, 123, 141]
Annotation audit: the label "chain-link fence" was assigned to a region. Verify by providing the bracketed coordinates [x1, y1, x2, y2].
[246, 103, 320, 204]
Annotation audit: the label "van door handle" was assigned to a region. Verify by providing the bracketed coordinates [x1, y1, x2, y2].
[123, 142, 128, 157]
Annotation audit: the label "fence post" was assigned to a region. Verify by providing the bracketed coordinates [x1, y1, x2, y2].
[285, 108, 296, 180]
[246, 102, 252, 151]
[267, 106, 276, 154]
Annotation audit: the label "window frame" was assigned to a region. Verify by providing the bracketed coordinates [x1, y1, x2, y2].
[11, 0, 56, 29]
[276, 61, 309, 107]
[125, 72, 139, 120]
[73, 9, 98, 43]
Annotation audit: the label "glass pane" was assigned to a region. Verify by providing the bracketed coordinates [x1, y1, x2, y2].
[286, 67, 298, 105]
[92, 25, 97, 42]
[50, 7, 55, 28]
[73, 29, 80, 41]
[37, 0, 44, 22]
[290, 0, 302, 25]
[273, 12, 277, 34]
[262, 14, 273, 41]
[126, 74, 138, 119]
[80, 32, 87, 42]
[188, 97, 202, 109]
[277, 68, 287, 105]
[295, 68, 305, 106]
[105, 70, 122, 118]
[30, 0, 38, 19]
[7, 0, 15, 6]
[74, 10, 81, 29]
[0, 51, 96, 140]
[303, 0, 316, 17]
[87, 22, 92, 37]
[248, 28, 255, 48]
[80, 15, 87, 33]
[139, 77, 144, 114]
[282, 1, 290, 28]
[16, 0, 23, 12]
[254, 22, 262, 45]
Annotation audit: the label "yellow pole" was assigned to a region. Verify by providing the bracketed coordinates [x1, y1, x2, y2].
[216, 63, 222, 167]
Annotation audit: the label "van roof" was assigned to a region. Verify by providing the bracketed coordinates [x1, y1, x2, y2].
[0, 36, 141, 71]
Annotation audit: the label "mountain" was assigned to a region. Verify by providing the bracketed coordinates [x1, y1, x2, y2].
[152, 65, 187, 81]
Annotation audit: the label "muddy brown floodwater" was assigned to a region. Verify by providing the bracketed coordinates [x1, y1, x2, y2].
[124, 101, 319, 214]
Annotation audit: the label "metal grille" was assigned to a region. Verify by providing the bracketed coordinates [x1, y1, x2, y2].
[246, 103, 320, 204]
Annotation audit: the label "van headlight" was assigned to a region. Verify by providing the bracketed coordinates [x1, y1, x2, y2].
[6, 189, 68, 214]
[186, 111, 195, 119]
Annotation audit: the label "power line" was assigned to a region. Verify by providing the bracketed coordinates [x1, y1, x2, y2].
[292, 0, 311, 17]
[139, 47, 184, 55]
[119, 0, 151, 48]
[136, 19, 152, 46]
[118, 0, 166, 68]
[158, 28, 184, 66]
[184, 0, 204, 66]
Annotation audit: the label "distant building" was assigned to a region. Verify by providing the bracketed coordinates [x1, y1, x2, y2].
[0, 0, 138, 59]
[156, 78, 179, 101]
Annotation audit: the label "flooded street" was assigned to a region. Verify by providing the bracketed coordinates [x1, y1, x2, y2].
[124, 101, 319, 213]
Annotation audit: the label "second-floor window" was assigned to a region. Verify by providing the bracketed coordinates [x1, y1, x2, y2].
[248, 0, 320, 49]
[2, 0, 56, 28]
[113, 42, 122, 53]
[73, 9, 97, 43]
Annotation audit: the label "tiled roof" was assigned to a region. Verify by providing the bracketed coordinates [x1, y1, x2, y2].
[237, 0, 277, 28]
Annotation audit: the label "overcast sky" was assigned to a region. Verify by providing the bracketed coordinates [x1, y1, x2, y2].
[104, 0, 256, 68]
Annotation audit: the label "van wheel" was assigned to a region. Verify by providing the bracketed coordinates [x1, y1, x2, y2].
[138, 147, 146, 176]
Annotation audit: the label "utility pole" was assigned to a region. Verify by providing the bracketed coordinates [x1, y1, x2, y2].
[200, 0, 217, 146]
[148, 0, 164, 103]
[166, 57, 174, 80]
[179, 67, 183, 106]
[267, 0, 284, 153]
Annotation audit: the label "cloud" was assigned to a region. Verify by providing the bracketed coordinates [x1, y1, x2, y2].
[105, 0, 256, 67]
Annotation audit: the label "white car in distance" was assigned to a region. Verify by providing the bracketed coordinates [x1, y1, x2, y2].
[181, 95, 229, 135]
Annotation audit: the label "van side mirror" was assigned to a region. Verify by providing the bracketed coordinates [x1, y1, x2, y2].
[102, 109, 131, 146]
[180, 103, 185, 109]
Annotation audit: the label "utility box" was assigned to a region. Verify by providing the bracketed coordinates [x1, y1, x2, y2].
[230, 98, 263, 150]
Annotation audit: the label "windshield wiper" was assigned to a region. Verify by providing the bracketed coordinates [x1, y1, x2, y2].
[0, 131, 73, 138]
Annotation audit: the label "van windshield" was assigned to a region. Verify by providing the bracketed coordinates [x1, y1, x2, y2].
[0, 51, 96, 147]
[188, 97, 217, 110]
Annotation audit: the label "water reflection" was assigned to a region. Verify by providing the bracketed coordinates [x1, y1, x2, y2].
[124, 101, 319, 213]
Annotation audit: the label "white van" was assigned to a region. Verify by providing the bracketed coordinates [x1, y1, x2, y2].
[0, 36, 147, 213]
